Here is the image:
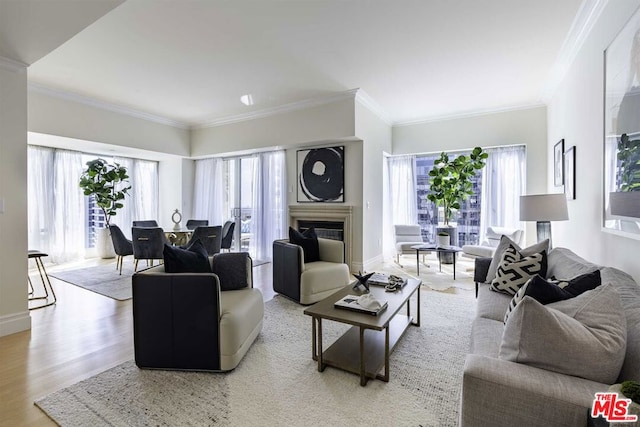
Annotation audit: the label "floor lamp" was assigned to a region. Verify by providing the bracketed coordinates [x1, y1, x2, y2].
[519, 194, 569, 248]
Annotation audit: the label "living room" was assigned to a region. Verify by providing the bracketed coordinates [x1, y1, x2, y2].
[2, 0, 640, 425]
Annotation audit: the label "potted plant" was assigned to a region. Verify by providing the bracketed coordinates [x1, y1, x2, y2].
[79, 158, 131, 258]
[427, 147, 488, 261]
[437, 231, 450, 248]
[611, 133, 640, 218]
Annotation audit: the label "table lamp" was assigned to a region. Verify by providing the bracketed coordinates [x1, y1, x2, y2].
[519, 194, 569, 248]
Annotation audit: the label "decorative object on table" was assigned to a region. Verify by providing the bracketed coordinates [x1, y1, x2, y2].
[297, 146, 344, 202]
[437, 231, 450, 248]
[368, 272, 408, 291]
[171, 209, 182, 231]
[553, 139, 564, 187]
[352, 271, 374, 292]
[79, 158, 131, 259]
[564, 146, 576, 200]
[334, 294, 388, 315]
[519, 193, 568, 248]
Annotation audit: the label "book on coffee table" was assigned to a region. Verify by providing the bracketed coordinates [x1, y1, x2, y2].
[334, 295, 388, 316]
[368, 273, 408, 289]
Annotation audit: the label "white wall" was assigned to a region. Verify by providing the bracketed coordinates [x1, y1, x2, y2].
[0, 60, 30, 336]
[355, 101, 392, 269]
[392, 106, 548, 244]
[548, 0, 640, 282]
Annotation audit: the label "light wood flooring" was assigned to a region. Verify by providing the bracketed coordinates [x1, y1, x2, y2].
[0, 259, 276, 426]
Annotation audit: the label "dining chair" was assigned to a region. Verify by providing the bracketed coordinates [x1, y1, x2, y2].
[109, 224, 134, 274]
[186, 219, 209, 230]
[184, 226, 223, 256]
[221, 221, 235, 252]
[132, 227, 167, 271]
[133, 220, 158, 227]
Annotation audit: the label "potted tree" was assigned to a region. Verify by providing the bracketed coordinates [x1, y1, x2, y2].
[610, 133, 640, 218]
[79, 158, 131, 258]
[427, 147, 488, 261]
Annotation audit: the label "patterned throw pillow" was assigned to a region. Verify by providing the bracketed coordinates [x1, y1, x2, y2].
[490, 245, 547, 295]
[503, 271, 602, 323]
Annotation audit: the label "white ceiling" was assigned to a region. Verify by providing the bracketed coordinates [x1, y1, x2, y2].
[22, 0, 587, 127]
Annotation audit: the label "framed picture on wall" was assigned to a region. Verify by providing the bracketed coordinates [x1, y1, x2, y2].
[554, 139, 564, 187]
[564, 146, 576, 200]
[296, 146, 344, 203]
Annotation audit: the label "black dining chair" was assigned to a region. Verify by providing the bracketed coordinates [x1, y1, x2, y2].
[183, 226, 223, 256]
[221, 221, 235, 252]
[186, 219, 209, 230]
[110, 224, 134, 275]
[132, 227, 167, 271]
[133, 220, 158, 227]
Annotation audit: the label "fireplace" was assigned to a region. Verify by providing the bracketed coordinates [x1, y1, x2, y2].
[289, 205, 353, 270]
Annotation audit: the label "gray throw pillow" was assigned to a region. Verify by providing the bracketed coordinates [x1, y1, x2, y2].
[486, 235, 549, 283]
[499, 283, 626, 384]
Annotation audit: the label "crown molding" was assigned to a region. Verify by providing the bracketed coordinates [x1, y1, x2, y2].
[541, 0, 609, 101]
[0, 56, 28, 73]
[355, 89, 392, 126]
[27, 82, 190, 129]
[195, 88, 359, 129]
[394, 103, 546, 127]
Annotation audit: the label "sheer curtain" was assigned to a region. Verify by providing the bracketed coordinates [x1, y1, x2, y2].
[28, 146, 55, 256]
[249, 150, 287, 261]
[192, 157, 225, 227]
[51, 150, 86, 263]
[480, 145, 526, 242]
[384, 155, 417, 258]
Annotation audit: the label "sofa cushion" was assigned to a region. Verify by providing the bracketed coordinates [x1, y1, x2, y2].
[470, 317, 504, 357]
[289, 226, 320, 263]
[462, 244, 495, 258]
[162, 240, 212, 273]
[499, 283, 627, 384]
[476, 283, 512, 322]
[490, 245, 547, 295]
[486, 236, 549, 283]
[211, 252, 251, 291]
[503, 271, 602, 323]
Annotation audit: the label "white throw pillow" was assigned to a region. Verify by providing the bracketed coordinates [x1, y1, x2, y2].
[499, 283, 626, 384]
[490, 245, 547, 295]
[486, 235, 549, 283]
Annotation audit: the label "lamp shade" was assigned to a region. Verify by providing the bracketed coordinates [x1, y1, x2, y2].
[519, 194, 569, 221]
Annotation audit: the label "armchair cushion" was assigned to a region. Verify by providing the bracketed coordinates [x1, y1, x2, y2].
[211, 252, 252, 291]
[289, 227, 320, 262]
[163, 240, 211, 273]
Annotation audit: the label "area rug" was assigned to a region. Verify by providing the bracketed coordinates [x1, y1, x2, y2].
[49, 263, 136, 300]
[35, 288, 475, 426]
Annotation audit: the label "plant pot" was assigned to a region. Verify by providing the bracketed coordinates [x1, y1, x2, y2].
[437, 234, 450, 247]
[436, 226, 457, 264]
[96, 227, 116, 259]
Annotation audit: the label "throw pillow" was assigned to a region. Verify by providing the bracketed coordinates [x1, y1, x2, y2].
[289, 226, 320, 263]
[499, 283, 626, 384]
[486, 235, 549, 283]
[503, 271, 602, 323]
[163, 239, 212, 273]
[490, 245, 547, 295]
[211, 252, 251, 291]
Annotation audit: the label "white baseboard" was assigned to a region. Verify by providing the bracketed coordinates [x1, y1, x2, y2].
[362, 254, 384, 272]
[0, 311, 31, 337]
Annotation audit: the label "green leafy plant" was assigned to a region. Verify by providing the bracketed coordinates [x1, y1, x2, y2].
[617, 133, 640, 192]
[621, 380, 640, 404]
[79, 158, 131, 228]
[427, 147, 488, 225]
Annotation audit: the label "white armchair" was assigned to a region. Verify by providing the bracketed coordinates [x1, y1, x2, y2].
[394, 224, 426, 266]
[461, 226, 524, 259]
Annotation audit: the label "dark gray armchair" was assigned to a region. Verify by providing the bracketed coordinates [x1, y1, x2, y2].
[132, 252, 263, 371]
[473, 257, 492, 298]
[221, 221, 235, 252]
[183, 226, 222, 256]
[186, 219, 209, 230]
[109, 224, 133, 275]
[132, 227, 167, 271]
[133, 220, 158, 227]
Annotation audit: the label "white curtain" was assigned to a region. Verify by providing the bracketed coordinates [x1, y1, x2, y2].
[249, 150, 287, 261]
[480, 145, 526, 242]
[384, 155, 417, 259]
[192, 157, 225, 227]
[51, 150, 86, 263]
[28, 146, 55, 256]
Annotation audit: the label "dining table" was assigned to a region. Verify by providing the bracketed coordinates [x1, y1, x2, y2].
[163, 228, 193, 246]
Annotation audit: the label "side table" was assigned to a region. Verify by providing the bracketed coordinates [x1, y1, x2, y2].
[411, 244, 463, 279]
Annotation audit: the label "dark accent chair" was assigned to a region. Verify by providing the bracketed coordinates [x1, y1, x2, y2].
[109, 224, 133, 275]
[221, 221, 235, 252]
[272, 238, 350, 305]
[133, 220, 158, 227]
[183, 226, 222, 256]
[132, 252, 263, 371]
[186, 219, 209, 230]
[132, 227, 167, 271]
[473, 257, 492, 298]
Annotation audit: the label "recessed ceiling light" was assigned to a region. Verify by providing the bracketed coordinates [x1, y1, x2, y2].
[240, 94, 254, 106]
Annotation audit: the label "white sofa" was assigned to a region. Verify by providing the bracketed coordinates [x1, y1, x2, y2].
[461, 226, 523, 259]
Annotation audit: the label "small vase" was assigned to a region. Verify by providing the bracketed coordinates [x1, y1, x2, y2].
[437, 235, 450, 248]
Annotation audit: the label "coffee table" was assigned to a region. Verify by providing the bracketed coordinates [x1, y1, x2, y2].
[411, 244, 462, 279]
[303, 278, 421, 386]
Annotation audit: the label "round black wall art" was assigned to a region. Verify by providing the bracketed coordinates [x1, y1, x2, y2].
[297, 146, 344, 202]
